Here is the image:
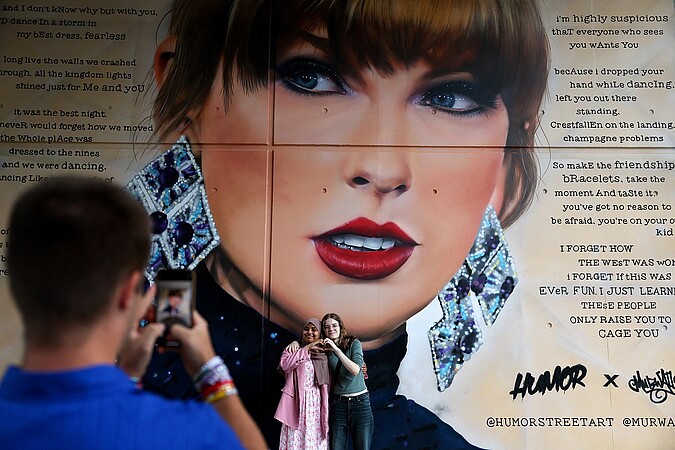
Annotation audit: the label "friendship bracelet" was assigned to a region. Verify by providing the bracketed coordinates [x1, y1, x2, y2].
[204, 380, 238, 403]
[193, 356, 225, 386]
[193, 356, 238, 400]
[202, 379, 237, 397]
[195, 363, 232, 391]
[201, 379, 231, 397]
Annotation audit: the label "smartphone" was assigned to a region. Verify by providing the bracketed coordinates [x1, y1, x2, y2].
[154, 269, 195, 347]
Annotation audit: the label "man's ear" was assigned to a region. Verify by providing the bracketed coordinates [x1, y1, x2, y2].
[154, 35, 177, 88]
[117, 271, 143, 312]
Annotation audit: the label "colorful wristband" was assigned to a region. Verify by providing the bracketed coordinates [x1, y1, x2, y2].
[129, 376, 142, 389]
[193, 356, 239, 400]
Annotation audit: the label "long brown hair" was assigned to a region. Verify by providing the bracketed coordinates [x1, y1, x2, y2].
[155, 0, 549, 227]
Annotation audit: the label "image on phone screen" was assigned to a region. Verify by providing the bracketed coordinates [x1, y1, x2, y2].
[154, 270, 195, 338]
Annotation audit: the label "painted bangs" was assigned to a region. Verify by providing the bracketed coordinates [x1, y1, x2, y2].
[274, 0, 547, 131]
[276, 0, 522, 94]
[157, 0, 546, 141]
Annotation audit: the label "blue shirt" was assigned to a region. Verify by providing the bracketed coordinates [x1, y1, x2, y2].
[0, 365, 244, 450]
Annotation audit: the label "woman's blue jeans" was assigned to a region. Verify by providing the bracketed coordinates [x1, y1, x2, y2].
[330, 392, 374, 450]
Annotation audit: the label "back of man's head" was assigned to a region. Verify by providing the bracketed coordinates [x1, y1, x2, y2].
[8, 177, 151, 346]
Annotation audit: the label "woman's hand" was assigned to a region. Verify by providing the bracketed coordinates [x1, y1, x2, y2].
[323, 338, 338, 352]
[324, 338, 360, 376]
[285, 340, 300, 353]
[306, 340, 326, 355]
[306, 340, 320, 350]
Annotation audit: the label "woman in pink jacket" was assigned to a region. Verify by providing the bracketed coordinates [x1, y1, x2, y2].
[275, 318, 330, 450]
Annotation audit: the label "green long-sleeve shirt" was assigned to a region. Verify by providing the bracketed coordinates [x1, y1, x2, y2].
[327, 339, 367, 395]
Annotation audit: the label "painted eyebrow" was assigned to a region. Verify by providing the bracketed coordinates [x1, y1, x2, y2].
[422, 68, 477, 82]
[278, 30, 332, 57]
[298, 30, 331, 54]
[281, 32, 478, 89]
[278, 31, 371, 86]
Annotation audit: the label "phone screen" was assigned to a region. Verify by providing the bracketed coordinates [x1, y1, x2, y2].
[154, 270, 195, 347]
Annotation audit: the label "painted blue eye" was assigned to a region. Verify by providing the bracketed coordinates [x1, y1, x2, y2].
[290, 72, 319, 90]
[420, 81, 498, 116]
[424, 92, 477, 111]
[287, 71, 342, 93]
[277, 58, 348, 96]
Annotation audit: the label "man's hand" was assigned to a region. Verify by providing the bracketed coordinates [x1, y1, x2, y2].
[170, 313, 269, 449]
[117, 285, 164, 379]
[167, 311, 216, 378]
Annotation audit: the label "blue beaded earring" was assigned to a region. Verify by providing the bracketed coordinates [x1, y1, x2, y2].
[126, 136, 220, 282]
[428, 205, 517, 391]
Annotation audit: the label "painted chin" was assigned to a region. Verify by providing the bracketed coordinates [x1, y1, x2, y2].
[313, 217, 418, 280]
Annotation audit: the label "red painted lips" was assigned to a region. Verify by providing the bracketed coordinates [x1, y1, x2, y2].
[313, 217, 417, 280]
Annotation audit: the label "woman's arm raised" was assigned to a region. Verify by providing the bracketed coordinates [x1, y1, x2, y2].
[324, 338, 360, 376]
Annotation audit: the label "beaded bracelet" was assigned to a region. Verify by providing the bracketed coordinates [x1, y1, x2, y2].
[193, 356, 225, 386]
[193, 356, 238, 400]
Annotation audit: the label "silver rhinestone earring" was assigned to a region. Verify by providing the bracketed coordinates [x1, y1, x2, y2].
[126, 136, 220, 282]
[428, 205, 517, 391]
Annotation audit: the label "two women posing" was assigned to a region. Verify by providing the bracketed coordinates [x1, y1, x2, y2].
[275, 313, 373, 450]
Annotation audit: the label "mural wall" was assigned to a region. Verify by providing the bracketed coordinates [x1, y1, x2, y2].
[0, 1, 673, 448]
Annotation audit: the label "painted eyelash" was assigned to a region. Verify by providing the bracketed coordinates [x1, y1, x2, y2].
[420, 80, 500, 117]
[275, 57, 350, 97]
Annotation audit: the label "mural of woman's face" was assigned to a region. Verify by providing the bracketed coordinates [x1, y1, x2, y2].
[194, 36, 508, 342]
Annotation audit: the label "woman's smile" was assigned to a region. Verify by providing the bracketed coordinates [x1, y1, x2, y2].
[302, 323, 320, 344]
[313, 217, 418, 280]
[323, 319, 340, 340]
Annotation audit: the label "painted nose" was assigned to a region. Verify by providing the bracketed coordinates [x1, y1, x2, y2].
[346, 151, 411, 197]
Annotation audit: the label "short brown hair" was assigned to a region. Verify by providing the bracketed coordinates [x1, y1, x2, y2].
[8, 177, 151, 346]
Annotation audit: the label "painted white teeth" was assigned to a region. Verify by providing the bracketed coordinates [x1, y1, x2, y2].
[363, 237, 383, 250]
[330, 234, 399, 250]
[344, 234, 365, 247]
[381, 238, 395, 249]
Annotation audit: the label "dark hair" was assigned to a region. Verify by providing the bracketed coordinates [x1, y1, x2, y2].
[154, 0, 548, 227]
[8, 177, 151, 346]
[322, 312, 357, 352]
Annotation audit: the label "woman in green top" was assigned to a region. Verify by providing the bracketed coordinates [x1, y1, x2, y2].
[322, 313, 373, 450]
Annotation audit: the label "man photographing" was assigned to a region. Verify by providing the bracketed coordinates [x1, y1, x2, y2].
[0, 177, 267, 450]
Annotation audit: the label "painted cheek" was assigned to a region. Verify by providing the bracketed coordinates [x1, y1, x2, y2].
[196, 68, 269, 144]
[202, 151, 269, 294]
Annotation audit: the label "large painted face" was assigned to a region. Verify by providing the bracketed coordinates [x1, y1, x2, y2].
[194, 35, 508, 342]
